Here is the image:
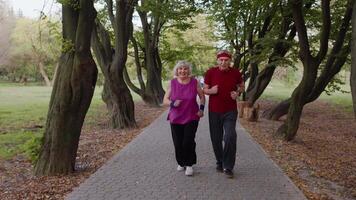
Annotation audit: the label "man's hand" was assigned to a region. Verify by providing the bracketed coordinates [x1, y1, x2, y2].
[209, 85, 218, 94]
[230, 91, 239, 100]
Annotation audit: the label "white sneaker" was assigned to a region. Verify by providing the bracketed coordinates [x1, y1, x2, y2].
[185, 166, 193, 176]
[177, 165, 185, 171]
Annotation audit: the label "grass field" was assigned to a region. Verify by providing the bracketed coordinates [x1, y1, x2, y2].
[0, 80, 353, 159]
[261, 80, 353, 112]
[0, 84, 143, 159]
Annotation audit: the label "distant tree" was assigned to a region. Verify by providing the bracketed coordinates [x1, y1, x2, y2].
[0, 0, 15, 71]
[35, 0, 97, 175]
[5, 17, 61, 84]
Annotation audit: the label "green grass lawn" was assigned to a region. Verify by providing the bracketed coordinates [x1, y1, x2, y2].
[261, 80, 353, 112]
[0, 82, 147, 160]
[0, 80, 352, 160]
[0, 84, 107, 159]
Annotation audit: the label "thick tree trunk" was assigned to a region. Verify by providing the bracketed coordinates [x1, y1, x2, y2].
[263, 98, 291, 120]
[101, 80, 113, 111]
[245, 11, 296, 106]
[246, 66, 276, 105]
[108, 0, 137, 128]
[91, 2, 137, 129]
[35, 0, 97, 175]
[144, 55, 164, 106]
[266, 2, 352, 122]
[138, 8, 165, 106]
[276, 0, 333, 141]
[351, 0, 356, 118]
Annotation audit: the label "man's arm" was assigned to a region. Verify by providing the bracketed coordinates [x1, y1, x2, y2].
[203, 84, 218, 95]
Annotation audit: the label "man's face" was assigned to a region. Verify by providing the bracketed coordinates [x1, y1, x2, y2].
[218, 57, 231, 68]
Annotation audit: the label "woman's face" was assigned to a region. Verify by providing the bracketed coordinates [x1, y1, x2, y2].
[177, 66, 190, 78]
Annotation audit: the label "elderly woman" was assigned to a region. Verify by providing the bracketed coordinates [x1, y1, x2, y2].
[163, 60, 205, 176]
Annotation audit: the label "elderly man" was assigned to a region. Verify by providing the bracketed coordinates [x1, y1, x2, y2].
[203, 50, 244, 178]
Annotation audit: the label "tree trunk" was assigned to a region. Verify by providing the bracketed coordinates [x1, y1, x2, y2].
[137, 8, 165, 106]
[276, 0, 335, 141]
[51, 62, 59, 85]
[91, 1, 137, 129]
[263, 98, 291, 120]
[107, 0, 137, 128]
[144, 51, 165, 106]
[351, 0, 356, 118]
[38, 61, 51, 86]
[266, 2, 352, 122]
[246, 66, 277, 105]
[35, 0, 97, 175]
[245, 10, 296, 106]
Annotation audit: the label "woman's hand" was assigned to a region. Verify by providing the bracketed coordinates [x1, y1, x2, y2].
[171, 99, 182, 107]
[196, 110, 204, 118]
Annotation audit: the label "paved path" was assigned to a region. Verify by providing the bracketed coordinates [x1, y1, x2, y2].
[66, 110, 306, 200]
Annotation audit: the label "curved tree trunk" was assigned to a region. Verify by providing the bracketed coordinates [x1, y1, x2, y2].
[108, 0, 137, 128]
[263, 98, 291, 120]
[144, 54, 164, 106]
[91, 0, 137, 128]
[137, 6, 165, 106]
[246, 66, 277, 105]
[266, 2, 352, 122]
[91, 21, 114, 113]
[276, 80, 316, 141]
[276, 0, 352, 141]
[245, 8, 296, 106]
[35, 0, 97, 175]
[38, 61, 51, 86]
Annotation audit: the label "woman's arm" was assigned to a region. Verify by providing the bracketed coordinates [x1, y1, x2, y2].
[197, 81, 206, 117]
[163, 82, 171, 105]
[197, 82, 205, 106]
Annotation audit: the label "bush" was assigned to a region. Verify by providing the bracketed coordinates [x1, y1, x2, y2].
[21, 134, 43, 164]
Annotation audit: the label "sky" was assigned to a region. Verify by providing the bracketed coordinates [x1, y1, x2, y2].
[9, 0, 60, 19]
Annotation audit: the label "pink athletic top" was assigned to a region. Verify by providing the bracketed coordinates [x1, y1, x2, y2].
[167, 78, 199, 124]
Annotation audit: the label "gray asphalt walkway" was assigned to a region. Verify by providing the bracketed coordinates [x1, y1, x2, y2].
[66, 110, 307, 200]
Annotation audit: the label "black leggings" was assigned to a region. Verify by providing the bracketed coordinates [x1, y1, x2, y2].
[170, 120, 199, 167]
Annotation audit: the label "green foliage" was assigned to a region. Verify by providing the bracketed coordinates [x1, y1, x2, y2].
[2, 16, 61, 83]
[0, 131, 40, 159]
[138, 0, 199, 31]
[325, 76, 349, 95]
[21, 134, 43, 163]
[158, 15, 216, 79]
[57, 0, 80, 9]
[62, 39, 75, 53]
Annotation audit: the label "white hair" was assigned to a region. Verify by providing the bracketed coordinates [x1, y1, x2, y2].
[172, 60, 193, 77]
